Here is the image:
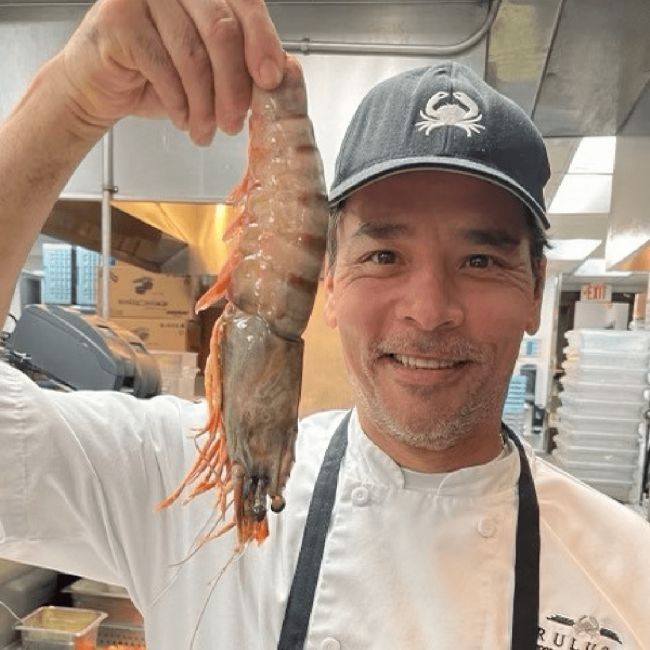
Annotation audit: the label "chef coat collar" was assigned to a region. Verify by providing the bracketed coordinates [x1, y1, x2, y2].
[346, 408, 533, 497]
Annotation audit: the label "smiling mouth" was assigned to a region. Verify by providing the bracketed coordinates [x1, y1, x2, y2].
[390, 354, 468, 370]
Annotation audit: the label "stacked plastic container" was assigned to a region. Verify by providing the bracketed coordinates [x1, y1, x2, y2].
[149, 351, 198, 400]
[76, 246, 102, 306]
[41, 243, 72, 305]
[554, 328, 650, 503]
[503, 375, 528, 436]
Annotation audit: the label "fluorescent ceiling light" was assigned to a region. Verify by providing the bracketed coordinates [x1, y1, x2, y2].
[546, 239, 602, 261]
[548, 174, 612, 214]
[572, 258, 632, 277]
[548, 136, 616, 214]
[569, 136, 616, 174]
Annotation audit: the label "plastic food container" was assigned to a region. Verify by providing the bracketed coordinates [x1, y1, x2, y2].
[565, 329, 650, 354]
[15, 606, 107, 650]
[149, 350, 198, 399]
[553, 435, 640, 465]
[555, 424, 642, 451]
[564, 348, 650, 369]
[561, 361, 650, 385]
[552, 449, 639, 483]
[557, 408, 644, 436]
[559, 377, 649, 402]
[559, 392, 647, 420]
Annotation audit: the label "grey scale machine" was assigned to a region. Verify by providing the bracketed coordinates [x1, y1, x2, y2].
[5, 304, 161, 398]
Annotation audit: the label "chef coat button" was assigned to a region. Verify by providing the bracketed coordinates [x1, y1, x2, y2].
[320, 637, 341, 650]
[351, 486, 370, 506]
[478, 518, 497, 538]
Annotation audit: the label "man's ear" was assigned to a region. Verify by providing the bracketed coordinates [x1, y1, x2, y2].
[525, 255, 546, 335]
[323, 267, 338, 329]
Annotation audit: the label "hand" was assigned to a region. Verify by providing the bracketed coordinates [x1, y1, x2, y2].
[61, 0, 284, 144]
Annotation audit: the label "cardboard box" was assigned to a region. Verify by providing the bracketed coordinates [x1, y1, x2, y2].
[111, 317, 189, 352]
[97, 265, 194, 320]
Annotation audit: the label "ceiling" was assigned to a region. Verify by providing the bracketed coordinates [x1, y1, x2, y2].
[269, 0, 650, 292]
[5, 0, 650, 291]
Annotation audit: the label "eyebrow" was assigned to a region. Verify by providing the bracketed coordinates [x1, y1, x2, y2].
[350, 222, 523, 248]
[461, 228, 521, 249]
[352, 222, 411, 240]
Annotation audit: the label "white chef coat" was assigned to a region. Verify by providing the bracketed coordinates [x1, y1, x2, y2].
[1, 360, 649, 649]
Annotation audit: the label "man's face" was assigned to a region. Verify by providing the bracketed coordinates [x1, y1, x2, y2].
[324, 170, 545, 469]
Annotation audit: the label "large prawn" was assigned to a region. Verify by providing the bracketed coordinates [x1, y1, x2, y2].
[158, 55, 329, 550]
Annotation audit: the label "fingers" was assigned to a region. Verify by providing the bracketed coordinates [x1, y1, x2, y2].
[125, 15, 190, 131]
[147, 0, 218, 143]
[60, 0, 189, 134]
[226, 0, 285, 89]
[178, 0, 252, 136]
[152, 0, 285, 140]
[63, 0, 285, 144]
[148, 0, 284, 141]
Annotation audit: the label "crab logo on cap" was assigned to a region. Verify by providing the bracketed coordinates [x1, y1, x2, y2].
[415, 90, 485, 137]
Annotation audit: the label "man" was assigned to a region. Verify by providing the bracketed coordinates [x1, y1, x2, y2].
[1, 1, 649, 649]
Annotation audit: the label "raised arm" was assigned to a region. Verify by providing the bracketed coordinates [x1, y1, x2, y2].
[0, 0, 284, 324]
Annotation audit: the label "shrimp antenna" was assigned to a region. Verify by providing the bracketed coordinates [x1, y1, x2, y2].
[167, 499, 234, 568]
[188, 543, 250, 650]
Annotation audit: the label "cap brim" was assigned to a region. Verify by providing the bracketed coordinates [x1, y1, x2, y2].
[329, 157, 550, 230]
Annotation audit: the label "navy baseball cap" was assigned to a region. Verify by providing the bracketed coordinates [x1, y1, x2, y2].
[329, 60, 550, 230]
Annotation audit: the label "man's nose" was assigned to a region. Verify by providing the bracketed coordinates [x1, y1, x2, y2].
[395, 263, 464, 331]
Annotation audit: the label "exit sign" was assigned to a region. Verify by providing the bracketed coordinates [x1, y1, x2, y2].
[580, 283, 612, 302]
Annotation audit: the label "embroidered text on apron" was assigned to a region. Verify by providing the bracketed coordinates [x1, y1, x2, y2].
[277, 412, 540, 649]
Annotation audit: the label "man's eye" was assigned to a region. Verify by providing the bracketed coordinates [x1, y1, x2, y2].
[368, 251, 397, 265]
[466, 254, 494, 269]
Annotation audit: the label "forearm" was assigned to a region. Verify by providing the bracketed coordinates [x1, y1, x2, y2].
[0, 54, 106, 323]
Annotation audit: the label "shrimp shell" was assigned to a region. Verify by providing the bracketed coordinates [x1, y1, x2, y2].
[158, 55, 329, 549]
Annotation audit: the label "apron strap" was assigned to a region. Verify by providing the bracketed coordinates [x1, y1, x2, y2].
[505, 426, 541, 648]
[277, 411, 351, 650]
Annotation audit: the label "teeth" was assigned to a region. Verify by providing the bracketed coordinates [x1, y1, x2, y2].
[393, 354, 460, 369]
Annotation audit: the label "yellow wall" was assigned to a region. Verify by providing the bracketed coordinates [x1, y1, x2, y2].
[300, 283, 353, 417]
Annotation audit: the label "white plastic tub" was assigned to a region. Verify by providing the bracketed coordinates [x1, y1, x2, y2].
[564, 348, 650, 369]
[553, 435, 640, 465]
[557, 408, 644, 436]
[562, 362, 650, 386]
[559, 393, 647, 420]
[552, 449, 639, 483]
[149, 350, 198, 400]
[559, 377, 649, 402]
[565, 329, 650, 354]
[555, 424, 642, 451]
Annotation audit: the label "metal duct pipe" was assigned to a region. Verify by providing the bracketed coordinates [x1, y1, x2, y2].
[0, 0, 499, 57]
[284, 0, 501, 57]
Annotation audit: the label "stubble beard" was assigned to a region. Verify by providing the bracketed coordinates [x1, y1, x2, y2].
[349, 336, 507, 452]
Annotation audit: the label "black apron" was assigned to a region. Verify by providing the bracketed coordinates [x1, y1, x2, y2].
[277, 412, 540, 649]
